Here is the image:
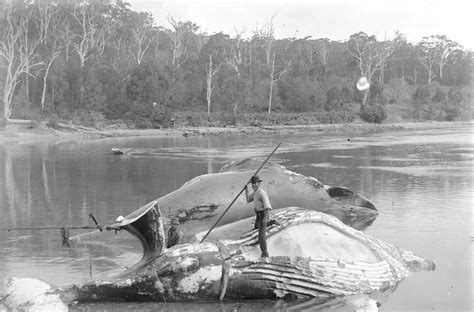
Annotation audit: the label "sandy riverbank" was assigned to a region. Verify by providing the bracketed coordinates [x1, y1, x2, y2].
[0, 120, 472, 146]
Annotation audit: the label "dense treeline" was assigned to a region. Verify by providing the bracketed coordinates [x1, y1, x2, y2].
[0, 0, 472, 129]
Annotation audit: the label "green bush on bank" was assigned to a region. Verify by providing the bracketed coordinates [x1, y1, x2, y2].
[71, 110, 106, 128]
[410, 84, 472, 121]
[171, 110, 356, 128]
[360, 105, 387, 124]
[6, 82, 471, 130]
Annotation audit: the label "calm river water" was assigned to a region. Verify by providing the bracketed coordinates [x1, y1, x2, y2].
[0, 124, 472, 311]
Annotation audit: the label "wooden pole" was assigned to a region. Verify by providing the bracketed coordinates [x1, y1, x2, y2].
[200, 143, 281, 243]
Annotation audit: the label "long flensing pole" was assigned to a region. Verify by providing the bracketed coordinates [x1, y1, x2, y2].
[200, 143, 281, 243]
[0, 225, 120, 231]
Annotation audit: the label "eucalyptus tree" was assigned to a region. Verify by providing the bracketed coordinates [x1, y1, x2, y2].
[348, 32, 397, 108]
[419, 35, 462, 82]
[225, 29, 246, 78]
[0, 3, 42, 124]
[416, 35, 464, 107]
[167, 17, 198, 80]
[70, 0, 103, 107]
[254, 15, 275, 68]
[205, 54, 222, 115]
[314, 38, 331, 82]
[268, 51, 294, 114]
[386, 32, 421, 85]
[274, 38, 325, 112]
[417, 37, 439, 88]
[200, 32, 229, 114]
[127, 12, 155, 65]
[33, 0, 65, 113]
[441, 49, 471, 86]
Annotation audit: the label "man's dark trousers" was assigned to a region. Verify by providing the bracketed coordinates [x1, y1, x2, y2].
[254, 209, 269, 257]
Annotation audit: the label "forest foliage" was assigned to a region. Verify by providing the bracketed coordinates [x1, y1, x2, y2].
[0, 0, 472, 129]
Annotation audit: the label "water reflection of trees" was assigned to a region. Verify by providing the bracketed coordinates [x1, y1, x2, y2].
[0, 144, 160, 282]
[1, 147, 18, 228]
[0, 145, 211, 233]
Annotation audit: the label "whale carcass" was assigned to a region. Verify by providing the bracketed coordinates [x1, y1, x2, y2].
[146, 158, 377, 237]
[3, 204, 434, 309]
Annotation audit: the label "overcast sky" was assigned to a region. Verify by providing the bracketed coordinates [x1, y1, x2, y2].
[128, 0, 473, 50]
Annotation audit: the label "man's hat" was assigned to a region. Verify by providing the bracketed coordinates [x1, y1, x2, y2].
[171, 217, 180, 225]
[251, 175, 263, 183]
[356, 76, 370, 91]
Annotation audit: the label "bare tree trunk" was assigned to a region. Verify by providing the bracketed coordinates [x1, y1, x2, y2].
[268, 53, 275, 114]
[151, 32, 160, 59]
[39, 31, 62, 112]
[72, 4, 100, 108]
[427, 69, 432, 87]
[414, 68, 417, 86]
[128, 21, 153, 65]
[25, 74, 29, 108]
[168, 17, 190, 81]
[80, 63, 85, 108]
[206, 55, 221, 116]
[263, 17, 274, 68]
[268, 82, 274, 115]
[24, 29, 30, 108]
[427, 68, 433, 106]
[2, 91, 10, 121]
[40, 58, 57, 113]
[233, 101, 239, 119]
[360, 73, 374, 109]
[0, 6, 41, 121]
[63, 24, 72, 62]
[268, 53, 294, 114]
[379, 60, 385, 85]
[41, 68, 50, 113]
[316, 40, 329, 82]
[206, 56, 212, 115]
[361, 89, 369, 109]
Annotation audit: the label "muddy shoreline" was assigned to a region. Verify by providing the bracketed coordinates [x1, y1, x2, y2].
[0, 120, 472, 146]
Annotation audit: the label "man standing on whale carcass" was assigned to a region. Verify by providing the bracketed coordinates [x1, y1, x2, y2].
[245, 175, 272, 259]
